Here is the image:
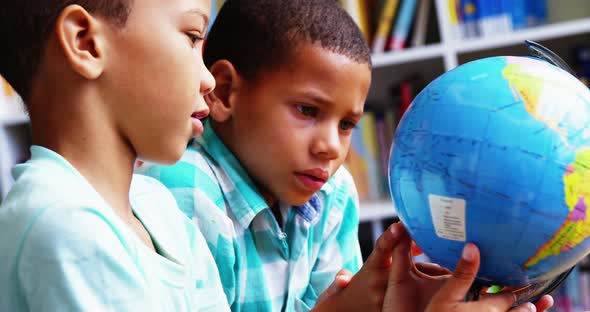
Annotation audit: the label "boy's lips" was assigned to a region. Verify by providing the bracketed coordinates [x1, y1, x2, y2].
[191, 112, 207, 137]
[295, 168, 329, 191]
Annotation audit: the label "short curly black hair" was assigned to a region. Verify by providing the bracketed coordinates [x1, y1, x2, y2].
[0, 1, 132, 103]
[204, 0, 371, 81]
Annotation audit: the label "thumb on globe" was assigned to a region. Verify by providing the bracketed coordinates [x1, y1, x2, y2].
[433, 243, 481, 302]
[385, 223, 414, 283]
[364, 222, 407, 270]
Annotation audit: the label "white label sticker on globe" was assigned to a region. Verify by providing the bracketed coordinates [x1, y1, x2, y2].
[428, 195, 466, 241]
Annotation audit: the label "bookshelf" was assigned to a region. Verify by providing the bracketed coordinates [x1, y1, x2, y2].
[357, 0, 590, 232]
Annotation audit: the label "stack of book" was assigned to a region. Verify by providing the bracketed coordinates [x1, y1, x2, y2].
[448, 0, 547, 40]
[339, 0, 435, 54]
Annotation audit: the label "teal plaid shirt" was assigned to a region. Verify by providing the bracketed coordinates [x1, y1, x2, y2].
[138, 120, 362, 312]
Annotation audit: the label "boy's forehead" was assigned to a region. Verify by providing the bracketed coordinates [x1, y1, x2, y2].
[136, 0, 211, 11]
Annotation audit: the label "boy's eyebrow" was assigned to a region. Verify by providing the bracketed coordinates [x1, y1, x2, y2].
[300, 90, 364, 117]
[183, 8, 209, 25]
[300, 90, 333, 106]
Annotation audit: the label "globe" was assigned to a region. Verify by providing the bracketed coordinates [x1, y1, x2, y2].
[388, 55, 590, 287]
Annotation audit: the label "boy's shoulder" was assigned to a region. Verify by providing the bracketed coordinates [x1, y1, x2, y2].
[0, 161, 124, 263]
[0, 153, 181, 257]
[137, 143, 220, 190]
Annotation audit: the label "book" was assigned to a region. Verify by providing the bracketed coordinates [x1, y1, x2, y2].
[410, 0, 431, 47]
[498, 0, 513, 33]
[340, 0, 371, 42]
[508, 0, 527, 30]
[525, 0, 547, 27]
[390, 74, 425, 122]
[387, 0, 418, 51]
[447, 0, 462, 40]
[347, 111, 382, 201]
[460, 0, 479, 38]
[371, 0, 400, 53]
[209, 0, 224, 31]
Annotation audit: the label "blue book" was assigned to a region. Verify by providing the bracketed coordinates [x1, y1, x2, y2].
[508, 0, 526, 30]
[526, 0, 547, 27]
[209, 0, 224, 32]
[387, 0, 418, 50]
[460, 0, 479, 38]
[475, 0, 494, 36]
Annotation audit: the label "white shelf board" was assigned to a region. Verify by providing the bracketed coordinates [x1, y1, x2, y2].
[359, 199, 397, 222]
[370, 18, 590, 70]
[0, 114, 29, 127]
[455, 17, 590, 54]
[372, 43, 445, 68]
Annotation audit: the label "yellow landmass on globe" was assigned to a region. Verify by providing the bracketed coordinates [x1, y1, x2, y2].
[524, 149, 590, 268]
[503, 63, 568, 139]
[502, 62, 590, 268]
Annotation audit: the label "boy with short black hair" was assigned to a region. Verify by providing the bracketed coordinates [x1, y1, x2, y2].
[139, 0, 552, 311]
[139, 1, 369, 310]
[0, 0, 230, 310]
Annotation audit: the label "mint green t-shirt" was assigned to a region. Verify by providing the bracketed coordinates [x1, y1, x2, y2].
[0, 146, 229, 311]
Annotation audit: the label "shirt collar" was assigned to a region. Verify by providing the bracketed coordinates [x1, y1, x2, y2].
[194, 119, 269, 229]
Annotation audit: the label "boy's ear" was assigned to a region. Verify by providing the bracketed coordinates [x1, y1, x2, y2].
[205, 60, 240, 123]
[54, 5, 105, 79]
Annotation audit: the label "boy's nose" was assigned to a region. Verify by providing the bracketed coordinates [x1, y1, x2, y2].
[200, 66, 216, 96]
[312, 125, 340, 160]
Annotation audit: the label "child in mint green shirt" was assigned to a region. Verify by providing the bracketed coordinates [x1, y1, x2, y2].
[0, 0, 229, 310]
[0, 147, 227, 311]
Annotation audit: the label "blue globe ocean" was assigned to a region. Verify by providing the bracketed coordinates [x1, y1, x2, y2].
[389, 56, 590, 286]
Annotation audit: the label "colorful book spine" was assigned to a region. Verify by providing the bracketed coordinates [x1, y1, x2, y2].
[498, 0, 513, 33]
[388, 0, 418, 51]
[348, 112, 382, 201]
[525, 0, 547, 27]
[460, 0, 479, 38]
[371, 0, 400, 53]
[447, 0, 462, 40]
[410, 0, 431, 47]
[209, 0, 225, 31]
[340, 0, 371, 42]
[507, 0, 526, 30]
[474, 0, 493, 37]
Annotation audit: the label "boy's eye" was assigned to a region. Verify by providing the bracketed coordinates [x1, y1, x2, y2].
[339, 120, 357, 131]
[296, 105, 318, 117]
[186, 32, 205, 45]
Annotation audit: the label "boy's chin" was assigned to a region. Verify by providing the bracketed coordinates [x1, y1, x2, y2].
[283, 192, 315, 206]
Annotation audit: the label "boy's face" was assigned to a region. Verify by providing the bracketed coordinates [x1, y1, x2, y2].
[103, 0, 214, 164]
[222, 44, 371, 205]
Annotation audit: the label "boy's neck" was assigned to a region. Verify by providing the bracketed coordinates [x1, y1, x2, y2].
[28, 83, 137, 222]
